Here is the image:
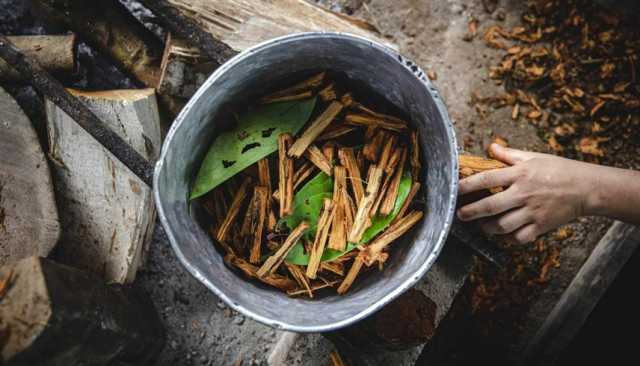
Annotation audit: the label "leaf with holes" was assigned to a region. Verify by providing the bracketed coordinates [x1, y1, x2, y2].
[190, 97, 317, 199]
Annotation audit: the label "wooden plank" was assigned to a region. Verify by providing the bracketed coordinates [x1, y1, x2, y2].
[165, 0, 391, 52]
[0, 256, 164, 365]
[522, 221, 640, 364]
[0, 86, 60, 266]
[45, 88, 161, 284]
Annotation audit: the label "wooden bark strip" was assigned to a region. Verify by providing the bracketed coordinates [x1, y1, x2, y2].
[164, 0, 391, 53]
[46, 88, 161, 284]
[377, 134, 397, 171]
[0, 87, 60, 266]
[249, 186, 268, 263]
[288, 100, 344, 158]
[337, 256, 364, 294]
[392, 181, 421, 225]
[318, 83, 337, 102]
[287, 279, 340, 297]
[0, 35, 76, 81]
[257, 158, 275, 231]
[338, 147, 364, 205]
[257, 221, 309, 278]
[380, 148, 407, 215]
[278, 133, 294, 216]
[158, 33, 218, 99]
[217, 177, 252, 242]
[363, 129, 385, 162]
[225, 254, 297, 291]
[321, 142, 335, 162]
[306, 199, 333, 279]
[345, 113, 407, 132]
[348, 165, 384, 243]
[458, 155, 508, 177]
[304, 144, 333, 176]
[260, 72, 325, 103]
[0, 257, 164, 365]
[285, 263, 313, 298]
[328, 166, 348, 251]
[320, 261, 344, 276]
[361, 210, 424, 266]
[410, 130, 421, 179]
[317, 124, 357, 141]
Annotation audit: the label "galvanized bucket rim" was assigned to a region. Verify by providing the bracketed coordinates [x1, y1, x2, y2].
[154, 31, 459, 332]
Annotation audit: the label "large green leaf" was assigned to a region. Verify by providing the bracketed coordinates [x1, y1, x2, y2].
[285, 172, 413, 265]
[190, 97, 317, 199]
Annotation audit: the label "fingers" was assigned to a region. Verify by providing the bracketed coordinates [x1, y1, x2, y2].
[459, 166, 518, 195]
[481, 208, 531, 235]
[489, 143, 537, 165]
[503, 224, 539, 244]
[457, 187, 524, 221]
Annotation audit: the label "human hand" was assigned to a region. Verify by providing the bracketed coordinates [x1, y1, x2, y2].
[457, 144, 602, 244]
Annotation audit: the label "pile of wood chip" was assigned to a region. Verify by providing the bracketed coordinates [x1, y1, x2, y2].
[198, 72, 424, 297]
[476, 0, 640, 167]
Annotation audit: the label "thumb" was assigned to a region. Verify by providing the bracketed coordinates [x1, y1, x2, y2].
[489, 143, 537, 165]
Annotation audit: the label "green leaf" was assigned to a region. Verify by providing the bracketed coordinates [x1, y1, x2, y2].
[285, 172, 413, 265]
[190, 97, 317, 199]
[280, 172, 333, 237]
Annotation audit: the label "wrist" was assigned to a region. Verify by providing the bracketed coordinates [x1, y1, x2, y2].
[581, 164, 608, 217]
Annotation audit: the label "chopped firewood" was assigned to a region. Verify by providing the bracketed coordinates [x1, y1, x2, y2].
[225, 254, 297, 292]
[257, 221, 309, 278]
[249, 186, 269, 264]
[380, 148, 408, 215]
[345, 113, 407, 132]
[278, 133, 294, 216]
[361, 211, 424, 266]
[216, 177, 252, 242]
[392, 181, 421, 224]
[458, 155, 508, 178]
[317, 124, 357, 141]
[337, 256, 365, 294]
[320, 261, 345, 276]
[354, 103, 408, 127]
[363, 129, 385, 162]
[329, 350, 346, 366]
[410, 130, 421, 178]
[303, 144, 333, 176]
[259, 72, 325, 103]
[258, 158, 276, 231]
[338, 147, 365, 204]
[288, 101, 344, 157]
[287, 279, 341, 297]
[318, 83, 337, 102]
[329, 166, 348, 251]
[348, 165, 384, 243]
[343, 189, 357, 233]
[285, 263, 313, 298]
[306, 199, 334, 279]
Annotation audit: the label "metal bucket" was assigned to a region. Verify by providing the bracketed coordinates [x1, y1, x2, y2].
[154, 32, 458, 332]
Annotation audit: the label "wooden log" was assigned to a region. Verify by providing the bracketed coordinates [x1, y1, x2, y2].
[0, 87, 60, 266]
[158, 33, 218, 99]
[45, 88, 161, 284]
[0, 35, 76, 81]
[0, 256, 164, 365]
[0, 35, 154, 185]
[35, 0, 163, 87]
[160, 0, 390, 53]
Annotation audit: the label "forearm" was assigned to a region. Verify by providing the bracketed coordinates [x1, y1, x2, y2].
[585, 165, 640, 224]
